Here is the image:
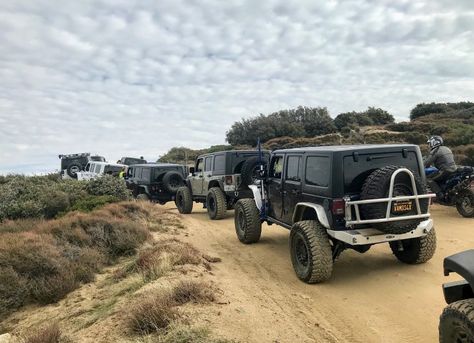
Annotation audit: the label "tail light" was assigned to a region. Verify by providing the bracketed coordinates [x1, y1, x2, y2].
[331, 199, 345, 215]
[225, 176, 233, 185]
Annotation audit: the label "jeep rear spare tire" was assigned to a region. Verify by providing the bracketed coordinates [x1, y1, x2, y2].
[235, 198, 261, 244]
[67, 162, 82, 179]
[241, 156, 267, 186]
[162, 171, 184, 194]
[360, 165, 428, 234]
[289, 220, 333, 284]
[206, 187, 227, 220]
[175, 186, 193, 214]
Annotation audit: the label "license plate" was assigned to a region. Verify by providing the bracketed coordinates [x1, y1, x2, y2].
[392, 201, 413, 213]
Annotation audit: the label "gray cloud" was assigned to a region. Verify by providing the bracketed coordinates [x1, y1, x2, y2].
[0, 0, 473, 173]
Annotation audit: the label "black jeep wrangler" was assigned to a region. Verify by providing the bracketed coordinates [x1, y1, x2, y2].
[175, 150, 269, 219]
[439, 250, 474, 342]
[125, 163, 186, 204]
[59, 153, 106, 179]
[234, 144, 436, 283]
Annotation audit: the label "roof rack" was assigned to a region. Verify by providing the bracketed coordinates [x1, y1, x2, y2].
[58, 153, 90, 159]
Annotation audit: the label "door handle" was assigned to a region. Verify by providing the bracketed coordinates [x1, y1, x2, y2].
[291, 189, 300, 195]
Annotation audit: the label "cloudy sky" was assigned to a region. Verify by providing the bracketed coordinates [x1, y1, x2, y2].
[0, 0, 473, 174]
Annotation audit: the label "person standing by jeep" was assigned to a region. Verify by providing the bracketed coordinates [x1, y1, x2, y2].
[424, 136, 457, 183]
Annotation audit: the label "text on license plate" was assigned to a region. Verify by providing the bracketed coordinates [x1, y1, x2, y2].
[392, 201, 413, 213]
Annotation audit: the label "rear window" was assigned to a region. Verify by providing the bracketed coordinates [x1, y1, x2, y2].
[213, 154, 225, 174]
[286, 156, 301, 181]
[343, 151, 420, 193]
[104, 165, 123, 175]
[305, 156, 329, 187]
[141, 168, 151, 180]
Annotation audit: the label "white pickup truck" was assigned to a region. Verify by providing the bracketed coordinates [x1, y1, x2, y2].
[77, 161, 126, 181]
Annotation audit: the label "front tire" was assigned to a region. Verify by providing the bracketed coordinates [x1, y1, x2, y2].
[175, 186, 193, 214]
[234, 199, 261, 244]
[289, 221, 333, 284]
[206, 187, 227, 220]
[439, 299, 474, 343]
[389, 227, 436, 264]
[456, 191, 474, 218]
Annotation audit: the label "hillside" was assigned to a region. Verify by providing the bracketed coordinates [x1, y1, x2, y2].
[158, 102, 474, 166]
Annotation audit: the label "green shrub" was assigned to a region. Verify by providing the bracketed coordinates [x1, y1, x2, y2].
[86, 176, 131, 200]
[0, 175, 130, 221]
[69, 195, 118, 212]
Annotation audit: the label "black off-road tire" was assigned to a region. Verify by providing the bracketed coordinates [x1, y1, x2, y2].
[439, 299, 474, 343]
[456, 191, 474, 218]
[389, 227, 436, 264]
[162, 171, 184, 194]
[136, 193, 150, 202]
[234, 199, 261, 244]
[175, 186, 193, 214]
[241, 156, 267, 186]
[206, 187, 227, 220]
[66, 162, 82, 179]
[360, 165, 428, 234]
[289, 221, 333, 284]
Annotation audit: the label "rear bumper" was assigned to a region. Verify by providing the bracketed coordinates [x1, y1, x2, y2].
[326, 219, 433, 246]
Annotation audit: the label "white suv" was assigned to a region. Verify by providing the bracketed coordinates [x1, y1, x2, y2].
[77, 161, 126, 181]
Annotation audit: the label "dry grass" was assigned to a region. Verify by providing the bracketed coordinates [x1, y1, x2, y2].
[0, 202, 153, 317]
[127, 294, 178, 334]
[120, 239, 202, 281]
[171, 280, 216, 305]
[127, 280, 216, 335]
[21, 323, 68, 343]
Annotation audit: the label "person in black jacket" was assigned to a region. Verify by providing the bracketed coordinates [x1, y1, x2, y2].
[424, 136, 457, 185]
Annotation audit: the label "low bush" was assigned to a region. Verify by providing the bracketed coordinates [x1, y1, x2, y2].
[171, 280, 215, 305]
[0, 202, 151, 317]
[22, 322, 66, 343]
[159, 324, 232, 343]
[124, 239, 202, 280]
[0, 175, 131, 221]
[128, 293, 178, 334]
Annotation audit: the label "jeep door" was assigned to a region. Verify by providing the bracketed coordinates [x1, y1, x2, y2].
[190, 158, 205, 196]
[282, 155, 302, 224]
[267, 154, 284, 219]
[202, 156, 214, 192]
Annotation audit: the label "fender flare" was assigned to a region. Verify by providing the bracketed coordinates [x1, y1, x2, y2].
[443, 249, 474, 303]
[292, 202, 330, 229]
[248, 185, 263, 211]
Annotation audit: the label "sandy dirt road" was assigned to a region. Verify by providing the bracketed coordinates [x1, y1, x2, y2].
[168, 203, 473, 343]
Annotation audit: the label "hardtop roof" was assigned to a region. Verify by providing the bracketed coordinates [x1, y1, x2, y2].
[197, 149, 269, 158]
[272, 144, 418, 154]
[130, 163, 184, 168]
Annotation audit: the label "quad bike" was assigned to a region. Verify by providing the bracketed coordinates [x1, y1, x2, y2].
[426, 166, 474, 218]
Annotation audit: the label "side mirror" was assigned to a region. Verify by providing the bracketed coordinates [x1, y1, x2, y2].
[189, 167, 195, 175]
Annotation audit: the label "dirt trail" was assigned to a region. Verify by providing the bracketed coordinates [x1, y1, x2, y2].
[169, 203, 474, 343]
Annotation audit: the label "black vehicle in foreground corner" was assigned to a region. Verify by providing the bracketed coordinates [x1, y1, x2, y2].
[440, 250, 474, 342]
[175, 150, 269, 219]
[125, 163, 186, 204]
[234, 144, 437, 283]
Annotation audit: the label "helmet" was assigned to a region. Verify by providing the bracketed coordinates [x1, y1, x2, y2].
[427, 135, 443, 150]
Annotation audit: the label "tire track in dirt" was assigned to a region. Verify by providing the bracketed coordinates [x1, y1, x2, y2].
[170, 204, 474, 343]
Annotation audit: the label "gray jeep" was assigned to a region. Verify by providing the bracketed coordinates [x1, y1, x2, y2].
[175, 150, 269, 219]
